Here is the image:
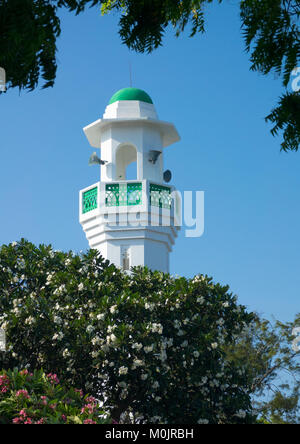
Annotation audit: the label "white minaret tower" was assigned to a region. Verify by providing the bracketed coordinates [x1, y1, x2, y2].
[79, 87, 180, 273]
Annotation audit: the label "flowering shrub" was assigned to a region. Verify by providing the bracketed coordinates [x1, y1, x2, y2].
[0, 239, 256, 423]
[0, 368, 110, 424]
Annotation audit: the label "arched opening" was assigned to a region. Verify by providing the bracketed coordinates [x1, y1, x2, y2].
[126, 161, 137, 180]
[115, 144, 137, 180]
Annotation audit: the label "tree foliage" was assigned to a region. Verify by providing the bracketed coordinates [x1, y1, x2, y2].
[0, 239, 256, 424]
[240, 0, 300, 151]
[0, 368, 110, 424]
[265, 91, 300, 152]
[241, 0, 300, 87]
[0, 239, 299, 423]
[226, 314, 300, 424]
[0, 0, 299, 150]
[0, 0, 60, 91]
[0, 0, 98, 91]
[101, 0, 211, 53]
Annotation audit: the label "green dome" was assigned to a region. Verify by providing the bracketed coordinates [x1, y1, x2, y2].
[109, 88, 153, 105]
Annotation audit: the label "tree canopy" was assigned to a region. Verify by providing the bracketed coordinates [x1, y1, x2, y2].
[0, 0, 299, 151]
[0, 239, 256, 424]
[0, 368, 110, 424]
[225, 314, 300, 424]
[0, 239, 299, 423]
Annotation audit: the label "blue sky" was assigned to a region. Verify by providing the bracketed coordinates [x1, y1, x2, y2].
[0, 1, 299, 323]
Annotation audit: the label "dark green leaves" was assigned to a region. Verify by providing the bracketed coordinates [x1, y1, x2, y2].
[117, 0, 208, 53]
[266, 91, 300, 151]
[0, 0, 61, 91]
[241, 0, 300, 150]
[1, 0, 300, 148]
[241, 0, 300, 87]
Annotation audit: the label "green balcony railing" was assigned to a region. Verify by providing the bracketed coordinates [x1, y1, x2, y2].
[106, 182, 142, 207]
[83, 182, 172, 212]
[82, 187, 98, 214]
[150, 184, 172, 209]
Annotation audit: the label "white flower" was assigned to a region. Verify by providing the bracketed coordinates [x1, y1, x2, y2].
[63, 348, 70, 358]
[144, 345, 154, 353]
[141, 373, 148, 380]
[197, 296, 205, 304]
[107, 333, 117, 345]
[97, 313, 105, 320]
[110, 305, 117, 314]
[132, 343, 143, 351]
[91, 336, 102, 346]
[91, 351, 100, 358]
[52, 332, 64, 341]
[132, 359, 144, 369]
[151, 323, 163, 334]
[86, 325, 95, 334]
[152, 381, 159, 389]
[46, 273, 54, 285]
[193, 351, 200, 358]
[0, 321, 8, 330]
[211, 342, 218, 350]
[78, 283, 84, 291]
[25, 316, 34, 325]
[119, 366, 128, 375]
[107, 325, 117, 333]
[53, 284, 66, 296]
[53, 316, 62, 325]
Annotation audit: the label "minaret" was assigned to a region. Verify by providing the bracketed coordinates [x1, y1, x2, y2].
[79, 87, 180, 273]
